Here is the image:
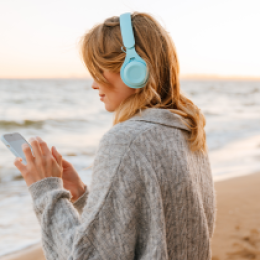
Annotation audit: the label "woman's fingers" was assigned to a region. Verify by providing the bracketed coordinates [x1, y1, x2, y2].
[13, 157, 27, 174]
[28, 137, 43, 160]
[13, 136, 64, 187]
[22, 143, 35, 162]
[52, 146, 62, 166]
[35, 136, 51, 156]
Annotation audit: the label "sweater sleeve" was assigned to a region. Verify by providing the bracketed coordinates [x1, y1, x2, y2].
[28, 134, 140, 260]
[72, 184, 89, 215]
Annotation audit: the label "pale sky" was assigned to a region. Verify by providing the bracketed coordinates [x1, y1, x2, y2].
[0, 0, 259, 79]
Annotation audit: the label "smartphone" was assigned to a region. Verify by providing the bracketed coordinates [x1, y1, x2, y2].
[0, 132, 34, 165]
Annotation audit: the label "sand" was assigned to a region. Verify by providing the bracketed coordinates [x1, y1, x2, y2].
[1, 171, 260, 260]
[0, 243, 45, 260]
[212, 171, 260, 260]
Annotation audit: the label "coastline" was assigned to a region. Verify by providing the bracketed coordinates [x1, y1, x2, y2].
[1, 171, 260, 260]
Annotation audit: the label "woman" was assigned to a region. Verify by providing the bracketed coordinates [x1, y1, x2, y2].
[14, 11, 215, 260]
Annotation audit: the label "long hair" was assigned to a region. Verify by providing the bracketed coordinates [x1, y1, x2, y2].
[79, 11, 208, 154]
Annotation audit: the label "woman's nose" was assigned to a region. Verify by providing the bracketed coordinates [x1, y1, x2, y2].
[91, 81, 99, 90]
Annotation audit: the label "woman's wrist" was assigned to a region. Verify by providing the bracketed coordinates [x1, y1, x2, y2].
[71, 183, 87, 203]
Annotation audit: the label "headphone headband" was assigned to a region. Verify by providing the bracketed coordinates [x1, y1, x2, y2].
[119, 13, 135, 49]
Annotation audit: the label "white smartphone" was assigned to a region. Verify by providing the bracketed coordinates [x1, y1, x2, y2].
[1, 132, 34, 165]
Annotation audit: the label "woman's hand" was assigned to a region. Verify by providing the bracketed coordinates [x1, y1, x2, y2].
[51, 146, 87, 203]
[14, 136, 63, 187]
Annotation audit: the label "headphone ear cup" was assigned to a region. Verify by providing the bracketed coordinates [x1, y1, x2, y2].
[123, 61, 148, 87]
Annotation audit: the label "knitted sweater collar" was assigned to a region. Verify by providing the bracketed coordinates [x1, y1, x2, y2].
[128, 108, 191, 132]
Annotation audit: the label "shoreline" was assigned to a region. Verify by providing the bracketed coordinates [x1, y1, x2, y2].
[2, 171, 260, 260]
[213, 170, 260, 182]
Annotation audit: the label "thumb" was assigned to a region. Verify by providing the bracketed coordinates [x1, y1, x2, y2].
[52, 146, 62, 166]
[13, 157, 27, 175]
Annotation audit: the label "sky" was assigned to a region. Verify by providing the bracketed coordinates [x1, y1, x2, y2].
[0, 0, 259, 79]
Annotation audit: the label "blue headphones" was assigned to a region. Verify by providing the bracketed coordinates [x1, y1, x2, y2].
[119, 12, 149, 89]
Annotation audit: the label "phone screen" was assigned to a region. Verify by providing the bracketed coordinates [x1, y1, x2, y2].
[1, 132, 34, 164]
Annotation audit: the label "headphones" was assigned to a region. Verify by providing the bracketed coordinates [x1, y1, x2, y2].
[119, 12, 149, 89]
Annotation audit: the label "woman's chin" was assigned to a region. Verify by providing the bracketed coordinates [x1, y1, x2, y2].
[104, 103, 115, 112]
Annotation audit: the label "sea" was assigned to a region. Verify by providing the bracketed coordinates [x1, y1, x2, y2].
[0, 78, 260, 257]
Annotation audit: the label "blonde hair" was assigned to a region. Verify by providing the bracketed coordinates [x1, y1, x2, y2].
[79, 11, 208, 154]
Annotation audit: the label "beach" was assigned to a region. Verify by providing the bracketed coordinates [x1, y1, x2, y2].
[1, 79, 260, 256]
[0, 243, 45, 260]
[1, 171, 260, 260]
[0, 79, 259, 258]
[212, 171, 260, 260]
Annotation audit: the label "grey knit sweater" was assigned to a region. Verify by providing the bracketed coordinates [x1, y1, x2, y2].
[28, 108, 215, 260]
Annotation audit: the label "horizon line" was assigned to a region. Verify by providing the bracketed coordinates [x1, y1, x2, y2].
[180, 74, 260, 81]
[0, 74, 260, 81]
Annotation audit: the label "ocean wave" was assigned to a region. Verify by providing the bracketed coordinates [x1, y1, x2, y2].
[204, 111, 220, 116]
[0, 119, 44, 128]
[0, 119, 88, 129]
